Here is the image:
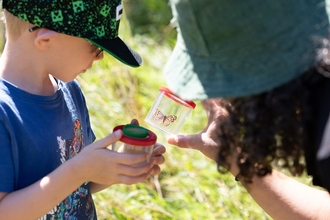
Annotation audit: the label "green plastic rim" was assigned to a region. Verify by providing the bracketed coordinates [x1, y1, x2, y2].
[113, 124, 157, 146]
[123, 124, 148, 138]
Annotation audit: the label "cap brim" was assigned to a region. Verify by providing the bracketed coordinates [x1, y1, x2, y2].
[89, 38, 142, 68]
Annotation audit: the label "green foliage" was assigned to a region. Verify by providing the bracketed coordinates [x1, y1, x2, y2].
[123, 0, 177, 47]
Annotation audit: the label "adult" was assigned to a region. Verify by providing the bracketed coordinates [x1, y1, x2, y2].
[164, 0, 330, 219]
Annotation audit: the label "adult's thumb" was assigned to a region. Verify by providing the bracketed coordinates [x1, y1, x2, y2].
[167, 133, 203, 150]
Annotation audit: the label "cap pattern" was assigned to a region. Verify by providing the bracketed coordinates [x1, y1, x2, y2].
[2, 0, 142, 67]
[3, 0, 122, 40]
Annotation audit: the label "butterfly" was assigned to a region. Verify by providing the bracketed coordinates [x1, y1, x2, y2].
[153, 109, 177, 126]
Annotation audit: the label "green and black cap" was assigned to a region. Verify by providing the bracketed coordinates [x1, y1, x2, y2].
[2, 0, 142, 67]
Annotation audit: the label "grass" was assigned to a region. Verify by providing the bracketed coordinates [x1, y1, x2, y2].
[77, 19, 273, 220]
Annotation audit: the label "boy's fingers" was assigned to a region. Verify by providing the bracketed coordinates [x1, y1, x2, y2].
[112, 152, 150, 165]
[117, 172, 150, 185]
[149, 165, 161, 176]
[152, 144, 166, 156]
[130, 119, 139, 125]
[93, 130, 122, 149]
[151, 154, 165, 166]
[114, 160, 153, 178]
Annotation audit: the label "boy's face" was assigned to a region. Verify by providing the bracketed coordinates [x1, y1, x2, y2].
[47, 33, 104, 82]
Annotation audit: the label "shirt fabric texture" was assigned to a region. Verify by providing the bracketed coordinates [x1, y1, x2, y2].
[0, 78, 97, 219]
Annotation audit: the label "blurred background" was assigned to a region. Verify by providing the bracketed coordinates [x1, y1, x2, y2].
[1, 1, 313, 219]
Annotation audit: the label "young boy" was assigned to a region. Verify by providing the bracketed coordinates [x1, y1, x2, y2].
[0, 0, 165, 219]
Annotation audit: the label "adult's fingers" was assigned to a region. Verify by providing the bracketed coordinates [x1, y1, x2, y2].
[167, 134, 203, 150]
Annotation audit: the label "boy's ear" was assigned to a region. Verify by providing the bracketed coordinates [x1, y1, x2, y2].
[34, 29, 59, 50]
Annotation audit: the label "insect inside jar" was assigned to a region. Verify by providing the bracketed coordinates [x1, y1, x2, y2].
[153, 109, 177, 126]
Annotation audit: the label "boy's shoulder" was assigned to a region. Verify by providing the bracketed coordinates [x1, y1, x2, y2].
[0, 79, 14, 104]
[59, 79, 84, 97]
[0, 78, 84, 103]
[0, 79, 19, 123]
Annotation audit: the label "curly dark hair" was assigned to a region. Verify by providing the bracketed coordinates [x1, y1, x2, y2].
[215, 67, 327, 183]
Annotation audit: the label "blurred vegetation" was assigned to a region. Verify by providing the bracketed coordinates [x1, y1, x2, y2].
[123, 0, 177, 47]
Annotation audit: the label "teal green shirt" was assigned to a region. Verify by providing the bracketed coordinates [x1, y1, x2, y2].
[164, 0, 330, 100]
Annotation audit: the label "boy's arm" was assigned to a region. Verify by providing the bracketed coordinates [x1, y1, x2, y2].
[0, 131, 153, 220]
[0, 158, 88, 220]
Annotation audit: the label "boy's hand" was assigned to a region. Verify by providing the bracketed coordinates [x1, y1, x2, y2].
[149, 143, 166, 176]
[73, 130, 156, 186]
[130, 119, 166, 176]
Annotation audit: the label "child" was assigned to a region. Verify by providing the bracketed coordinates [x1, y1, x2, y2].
[0, 0, 165, 219]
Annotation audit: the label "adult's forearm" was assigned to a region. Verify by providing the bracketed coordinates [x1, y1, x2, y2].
[225, 146, 330, 219]
[243, 170, 330, 220]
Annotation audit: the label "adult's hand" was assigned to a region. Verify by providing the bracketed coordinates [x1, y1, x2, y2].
[167, 99, 228, 161]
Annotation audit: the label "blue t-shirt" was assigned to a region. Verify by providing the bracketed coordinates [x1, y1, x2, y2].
[0, 78, 97, 219]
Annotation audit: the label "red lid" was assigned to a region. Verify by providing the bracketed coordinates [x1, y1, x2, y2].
[113, 124, 157, 146]
[159, 86, 196, 109]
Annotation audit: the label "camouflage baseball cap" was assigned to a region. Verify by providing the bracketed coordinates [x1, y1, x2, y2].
[3, 0, 142, 67]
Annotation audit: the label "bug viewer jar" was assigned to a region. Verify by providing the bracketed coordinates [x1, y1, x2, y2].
[145, 86, 196, 135]
[111, 124, 157, 165]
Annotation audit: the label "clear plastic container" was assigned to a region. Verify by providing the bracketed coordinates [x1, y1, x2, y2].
[111, 124, 157, 166]
[145, 86, 196, 135]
